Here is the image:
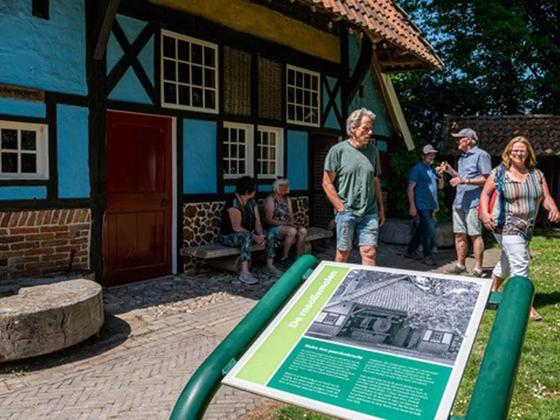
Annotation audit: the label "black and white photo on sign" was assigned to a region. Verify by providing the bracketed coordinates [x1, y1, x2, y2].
[305, 269, 482, 366]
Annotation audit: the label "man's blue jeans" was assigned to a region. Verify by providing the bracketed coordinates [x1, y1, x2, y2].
[407, 209, 437, 257]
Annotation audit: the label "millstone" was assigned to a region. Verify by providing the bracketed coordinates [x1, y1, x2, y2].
[0, 278, 103, 363]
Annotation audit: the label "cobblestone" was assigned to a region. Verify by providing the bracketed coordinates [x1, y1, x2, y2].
[0, 240, 499, 419]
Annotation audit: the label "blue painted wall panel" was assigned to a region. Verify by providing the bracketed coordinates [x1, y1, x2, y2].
[348, 35, 393, 137]
[138, 37, 155, 85]
[377, 139, 388, 153]
[224, 185, 235, 193]
[106, 32, 124, 74]
[0, 186, 47, 200]
[323, 76, 342, 130]
[287, 130, 308, 190]
[0, 98, 45, 118]
[108, 67, 153, 104]
[183, 119, 217, 194]
[116, 14, 147, 44]
[0, 0, 86, 95]
[57, 105, 90, 198]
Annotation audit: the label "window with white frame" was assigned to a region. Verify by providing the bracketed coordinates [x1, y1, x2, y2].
[0, 121, 48, 180]
[223, 122, 253, 179]
[286, 65, 320, 127]
[161, 30, 218, 113]
[257, 126, 283, 179]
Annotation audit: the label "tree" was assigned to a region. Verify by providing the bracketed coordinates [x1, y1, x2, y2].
[394, 0, 560, 145]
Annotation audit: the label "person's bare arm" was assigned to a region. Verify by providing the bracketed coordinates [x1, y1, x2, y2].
[264, 197, 281, 226]
[322, 170, 345, 212]
[228, 208, 246, 232]
[287, 198, 296, 226]
[407, 182, 417, 217]
[437, 175, 444, 190]
[252, 206, 266, 245]
[254, 206, 264, 235]
[479, 176, 497, 231]
[374, 176, 385, 227]
[450, 175, 488, 187]
[444, 162, 458, 178]
[542, 178, 560, 222]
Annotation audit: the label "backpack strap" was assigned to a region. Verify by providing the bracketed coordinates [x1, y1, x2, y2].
[495, 164, 506, 227]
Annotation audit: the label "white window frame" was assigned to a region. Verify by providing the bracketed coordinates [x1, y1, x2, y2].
[223, 122, 254, 180]
[286, 64, 321, 127]
[0, 121, 48, 180]
[160, 30, 219, 114]
[256, 125, 284, 179]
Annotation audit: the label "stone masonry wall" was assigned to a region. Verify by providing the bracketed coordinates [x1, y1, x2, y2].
[182, 196, 309, 273]
[0, 209, 91, 279]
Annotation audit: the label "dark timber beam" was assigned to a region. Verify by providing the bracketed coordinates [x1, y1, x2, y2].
[342, 35, 373, 112]
[93, 0, 121, 61]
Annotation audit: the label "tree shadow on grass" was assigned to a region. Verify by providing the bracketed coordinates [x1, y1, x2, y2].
[533, 291, 560, 309]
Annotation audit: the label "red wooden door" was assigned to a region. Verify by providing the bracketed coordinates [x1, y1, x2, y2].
[311, 134, 339, 228]
[103, 112, 172, 286]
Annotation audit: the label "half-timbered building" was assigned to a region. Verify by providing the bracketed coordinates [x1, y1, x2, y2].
[0, 0, 442, 285]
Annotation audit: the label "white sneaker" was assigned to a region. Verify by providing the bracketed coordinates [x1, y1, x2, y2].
[238, 272, 258, 285]
[264, 265, 282, 276]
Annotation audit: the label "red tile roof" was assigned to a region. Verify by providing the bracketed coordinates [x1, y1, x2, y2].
[443, 115, 560, 157]
[306, 0, 443, 70]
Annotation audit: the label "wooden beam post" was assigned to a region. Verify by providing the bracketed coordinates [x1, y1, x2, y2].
[93, 0, 121, 61]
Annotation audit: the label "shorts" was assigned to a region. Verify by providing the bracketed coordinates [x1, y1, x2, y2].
[267, 225, 282, 237]
[453, 207, 482, 236]
[335, 210, 378, 251]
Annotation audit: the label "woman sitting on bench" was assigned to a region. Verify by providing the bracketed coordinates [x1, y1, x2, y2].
[219, 176, 281, 285]
[264, 177, 308, 268]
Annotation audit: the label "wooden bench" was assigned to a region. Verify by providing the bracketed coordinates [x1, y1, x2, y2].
[181, 227, 333, 273]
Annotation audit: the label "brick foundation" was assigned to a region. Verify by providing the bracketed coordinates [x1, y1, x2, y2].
[0, 208, 91, 279]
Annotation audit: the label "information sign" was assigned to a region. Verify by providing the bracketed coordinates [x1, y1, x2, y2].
[223, 262, 491, 419]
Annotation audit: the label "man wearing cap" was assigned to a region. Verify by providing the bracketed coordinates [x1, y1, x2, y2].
[405, 144, 445, 266]
[442, 128, 492, 276]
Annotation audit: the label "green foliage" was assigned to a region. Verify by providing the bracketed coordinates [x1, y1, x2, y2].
[387, 148, 418, 218]
[392, 0, 560, 150]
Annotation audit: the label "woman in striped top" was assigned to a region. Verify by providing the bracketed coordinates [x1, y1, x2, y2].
[480, 136, 560, 321]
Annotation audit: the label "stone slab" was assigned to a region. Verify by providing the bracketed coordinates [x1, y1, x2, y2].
[0, 278, 104, 362]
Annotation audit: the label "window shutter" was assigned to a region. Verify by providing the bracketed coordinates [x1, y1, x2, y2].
[224, 47, 251, 116]
[258, 56, 281, 120]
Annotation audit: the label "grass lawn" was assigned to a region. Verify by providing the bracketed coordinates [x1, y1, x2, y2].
[274, 230, 560, 420]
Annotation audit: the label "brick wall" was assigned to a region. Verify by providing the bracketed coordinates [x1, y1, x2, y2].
[0, 208, 91, 279]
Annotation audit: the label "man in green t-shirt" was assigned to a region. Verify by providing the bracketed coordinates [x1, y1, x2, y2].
[322, 108, 385, 266]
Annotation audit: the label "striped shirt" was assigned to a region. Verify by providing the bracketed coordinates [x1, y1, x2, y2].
[491, 166, 544, 239]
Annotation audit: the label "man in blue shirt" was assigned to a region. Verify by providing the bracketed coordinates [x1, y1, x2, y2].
[405, 144, 444, 266]
[442, 128, 492, 276]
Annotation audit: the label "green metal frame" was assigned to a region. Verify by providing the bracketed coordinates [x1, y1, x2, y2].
[170, 258, 533, 420]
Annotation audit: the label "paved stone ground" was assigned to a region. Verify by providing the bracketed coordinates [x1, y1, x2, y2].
[0, 240, 500, 419]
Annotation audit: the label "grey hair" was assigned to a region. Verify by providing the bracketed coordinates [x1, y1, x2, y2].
[346, 108, 376, 137]
[272, 178, 290, 194]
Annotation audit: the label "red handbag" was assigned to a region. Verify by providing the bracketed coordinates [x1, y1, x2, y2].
[478, 191, 498, 219]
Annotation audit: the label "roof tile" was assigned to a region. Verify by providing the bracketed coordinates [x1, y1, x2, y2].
[305, 0, 442, 69]
[444, 115, 560, 157]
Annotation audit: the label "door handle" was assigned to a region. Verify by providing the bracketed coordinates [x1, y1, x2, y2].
[160, 198, 168, 208]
